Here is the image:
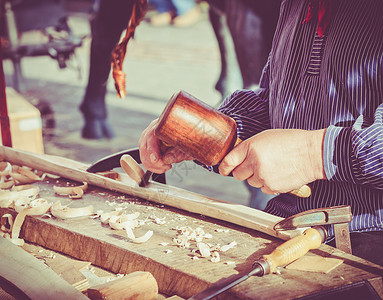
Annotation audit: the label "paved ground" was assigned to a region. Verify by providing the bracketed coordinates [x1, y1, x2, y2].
[3, 5, 251, 206]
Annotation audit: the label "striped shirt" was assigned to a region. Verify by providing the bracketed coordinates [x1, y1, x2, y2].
[218, 0, 383, 237]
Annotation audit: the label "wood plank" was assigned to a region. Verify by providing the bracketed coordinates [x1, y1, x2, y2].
[285, 255, 344, 273]
[0, 145, 304, 241]
[1, 178, 383, 299]
[87, 271, 158, 300]
[0, 237, 88, 300]
[1, 147, 383, 299]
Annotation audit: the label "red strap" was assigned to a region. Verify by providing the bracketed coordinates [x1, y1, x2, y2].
[302, 0, 332, 37]
[0, 40, 12, 148]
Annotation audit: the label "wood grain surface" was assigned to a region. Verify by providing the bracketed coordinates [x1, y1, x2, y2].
[0, 237, 88, 300]
[0, 146, 304, 241]
[0, 180, 382, 299]
[1, 146, 383, 299]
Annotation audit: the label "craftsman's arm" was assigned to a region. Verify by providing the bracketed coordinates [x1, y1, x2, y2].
[218, 58, 272, 141]
[217, 59, 327, 195]
[219, 129, 326, 195]
[323, 102, 383, 189]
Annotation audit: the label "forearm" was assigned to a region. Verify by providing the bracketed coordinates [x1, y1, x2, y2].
[323, 104, 383, 188]
[218, 89, 271, 140]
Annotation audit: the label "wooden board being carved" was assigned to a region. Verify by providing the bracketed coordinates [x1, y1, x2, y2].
[1, 146, 383, 299]
[1, 179, 383, 299]
[0, 146, 304, 241]
[0, 237, 88, 300]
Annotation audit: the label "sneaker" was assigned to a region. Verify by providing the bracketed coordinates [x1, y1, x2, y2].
[173, 6, 202, 27]
[150, 12, 173, 26]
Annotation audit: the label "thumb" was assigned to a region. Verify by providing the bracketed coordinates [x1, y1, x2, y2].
[219, 142, 248, 176]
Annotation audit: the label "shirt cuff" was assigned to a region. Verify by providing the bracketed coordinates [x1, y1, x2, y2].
[323, 125, 354, 182]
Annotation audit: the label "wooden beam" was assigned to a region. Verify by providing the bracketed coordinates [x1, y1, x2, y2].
[0, 237, 88, 300]
[87, 271, 158, 300]
[0, 146, 304, 240]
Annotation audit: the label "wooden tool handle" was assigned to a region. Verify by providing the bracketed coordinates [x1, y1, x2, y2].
[87, 271, 158, 300]
[262, 227, 326, 273]
[120, 154, 145, 185]
[289, 185, 311, 198]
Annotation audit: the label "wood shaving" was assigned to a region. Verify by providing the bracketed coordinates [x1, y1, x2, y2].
[125, 227, 153, 243]
[100, 210, 123, 224]
[17, 167, 44, 182]
[96, 170, 120, 181]
[126, 227, 136, 240]
[220, 241, 237, 252]
[0, 185, 39, 208]
[9, 165, 42, 184]
[44, 173, 61, 179]
[11, 198, 51, 246]
[152, 216, 166, 225]
[132, 230, 153, 244]
[109, 215, 139, 230]
[1, 213, 13, 233]
[53, 182, 88, 199]
[50, 201, 94, 219]
[211, 251, 220, 263]
[173, 237, 190, 249]
[14, 197, 32, 212]
[197, 242, 211, 258]
[0, 161, 12, 177]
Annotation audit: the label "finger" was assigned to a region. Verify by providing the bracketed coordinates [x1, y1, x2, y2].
[219, 143, 248, 176]
[139, 120, 168, 171]
[163, 148, 193, 165]
[144, 165, 172, 174]
[246, 174, 263, 189]
[261, 186, 279, 196]
[232, 163, 254, 181]
[147, 138, 161, 164]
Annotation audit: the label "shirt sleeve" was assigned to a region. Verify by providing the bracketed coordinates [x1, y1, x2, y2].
[323, 103, 383, 189]
[218, 59, 272, 141]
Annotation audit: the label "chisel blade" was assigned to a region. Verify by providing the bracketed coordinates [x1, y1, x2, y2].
[188, 264, 264, 300]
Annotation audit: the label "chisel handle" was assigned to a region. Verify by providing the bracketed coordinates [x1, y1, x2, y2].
[289, 185, 311, 198]
[261, 226, 326, 274]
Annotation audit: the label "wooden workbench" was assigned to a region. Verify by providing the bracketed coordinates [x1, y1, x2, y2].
[0, 148, 382, 299]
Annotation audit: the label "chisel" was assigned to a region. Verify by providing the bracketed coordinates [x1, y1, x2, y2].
[188, 226, 327, 300]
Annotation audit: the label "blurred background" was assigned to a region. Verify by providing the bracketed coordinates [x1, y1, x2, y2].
[0, 0, 280, 208]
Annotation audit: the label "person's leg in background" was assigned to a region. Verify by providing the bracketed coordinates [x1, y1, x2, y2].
[225, 0, 281, 90]
[208, 0, 280, 209]
[172, 0, 201, 27]
[225, 0, 281, 210]
[148, 0, 174, 26]
[208, 2, 243, 99]
[80, 0, 133, 139]
[149, 0, 201, 27]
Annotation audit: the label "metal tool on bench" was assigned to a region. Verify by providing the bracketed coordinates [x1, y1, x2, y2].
[188, 205, 353, 300]
[86, 147, 166, 185]
[274, 205, 353, 254]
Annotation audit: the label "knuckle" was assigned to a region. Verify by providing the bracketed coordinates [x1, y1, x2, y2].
[232, 170, 245, 181]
